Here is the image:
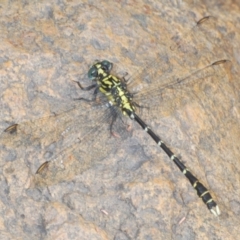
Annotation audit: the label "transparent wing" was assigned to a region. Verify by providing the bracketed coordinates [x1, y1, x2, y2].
[32, 105, 131, 188]
[0, 96, 132, 187]
[123, 16, 231, 119]
[124, 16, 221, 87]
[131, 60, 230, 119]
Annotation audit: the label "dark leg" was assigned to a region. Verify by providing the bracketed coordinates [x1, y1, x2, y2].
[109, 107, 118, 136]
[73, 81, 99, 102]
[73, 80, 97, 91]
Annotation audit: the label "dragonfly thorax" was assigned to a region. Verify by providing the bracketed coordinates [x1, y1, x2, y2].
[88, 60, 135, 115]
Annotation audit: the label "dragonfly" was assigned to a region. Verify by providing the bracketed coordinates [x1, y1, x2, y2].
[0, 16, 229, 216]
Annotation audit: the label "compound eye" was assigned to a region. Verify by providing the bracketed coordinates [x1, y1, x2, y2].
[101, 60, 113, 72]
[88, 66, 98, 80]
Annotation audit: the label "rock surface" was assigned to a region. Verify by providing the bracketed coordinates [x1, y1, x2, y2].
[0, 1, 239, 240]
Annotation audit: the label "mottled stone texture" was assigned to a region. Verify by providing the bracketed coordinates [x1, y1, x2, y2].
[0, 1, 239, 240]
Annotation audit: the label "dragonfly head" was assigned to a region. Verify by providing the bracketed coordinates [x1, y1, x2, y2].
[88, 60, 113, 81]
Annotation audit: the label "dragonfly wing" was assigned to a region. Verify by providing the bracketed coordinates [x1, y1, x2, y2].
[31, 104, 132, 187]
[132, 60, 230, 119]
[0, 99, 118, 185]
